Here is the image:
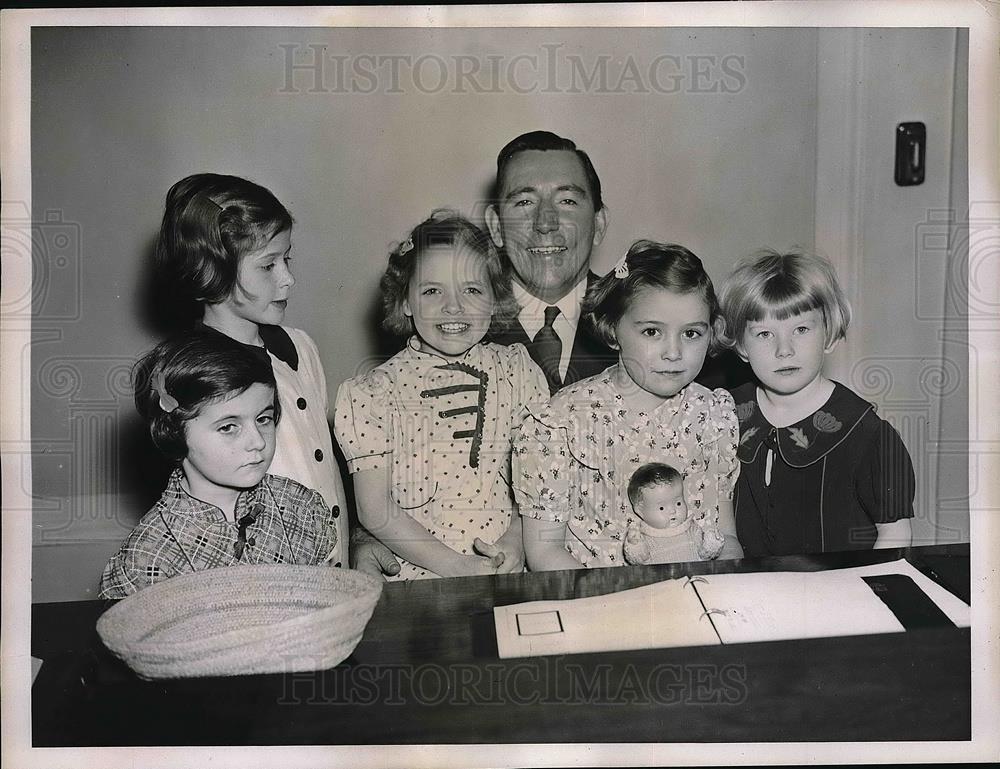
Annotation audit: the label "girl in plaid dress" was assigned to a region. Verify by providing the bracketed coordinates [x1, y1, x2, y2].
[150, 173, 398, 575]
[99, 333, 338, 598]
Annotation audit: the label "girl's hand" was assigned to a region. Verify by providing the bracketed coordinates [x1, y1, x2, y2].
[717, 534, 744, 559]
[478, 517, 526, 574]
[473, 538, 507, 569]
[522, 517, 585, 572]
[349, 528, 402, 580]
[438, 552, 500, 578]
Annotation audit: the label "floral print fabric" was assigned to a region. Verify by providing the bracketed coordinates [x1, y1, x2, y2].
[512, 368, 739, 567]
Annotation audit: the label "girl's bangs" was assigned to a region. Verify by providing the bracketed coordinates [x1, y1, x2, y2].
[752, 283, 823, 322]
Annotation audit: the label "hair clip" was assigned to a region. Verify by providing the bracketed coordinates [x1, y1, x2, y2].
[399, 237, 414, 255]
[152, 369, 180, 413]
[613, 252, 630, 279]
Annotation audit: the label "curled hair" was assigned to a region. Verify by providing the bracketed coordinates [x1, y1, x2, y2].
[380, 209, 519, 336]
[134, 331, 280, 461]
[494, 131, 604, 211]
[718, 249, 852, 352]
[585, 240, 723, 353]
[154, 173, 294, 318]
[627, 462, 683, 508]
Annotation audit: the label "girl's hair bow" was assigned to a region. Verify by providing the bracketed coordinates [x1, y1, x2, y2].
[152, 369, 179, 413]
[613, 252, 630, 279]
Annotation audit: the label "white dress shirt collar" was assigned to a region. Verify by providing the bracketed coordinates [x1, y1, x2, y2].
[512, 277, 588, 379]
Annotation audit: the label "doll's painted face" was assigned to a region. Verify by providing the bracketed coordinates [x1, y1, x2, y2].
[632, 480, 688, 528]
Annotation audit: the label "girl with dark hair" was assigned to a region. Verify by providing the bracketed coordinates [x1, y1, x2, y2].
[513, 240, 744, 571]
[152, 173, 397, 575]
[99, 332, 338, 598]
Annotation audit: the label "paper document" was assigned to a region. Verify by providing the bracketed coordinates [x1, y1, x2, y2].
[493, 558, 969, 658]
[494, 578, 719, 658]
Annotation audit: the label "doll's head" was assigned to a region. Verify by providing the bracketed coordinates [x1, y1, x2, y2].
[626, 462, 689, 528]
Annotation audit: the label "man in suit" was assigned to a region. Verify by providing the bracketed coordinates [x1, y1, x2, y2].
[484, 131, 616, 394]
[484, 130, 748, 394]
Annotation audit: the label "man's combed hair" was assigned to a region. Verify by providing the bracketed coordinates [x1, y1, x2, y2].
[718, 249, 852, 352]
[154, 173, 294, 317]
[627, 462, 682, 507]
[494, 130, 604, 211]
[380, 209, 519, 336]
[585, 240, 723, 353]
[134, 330, 280, 461]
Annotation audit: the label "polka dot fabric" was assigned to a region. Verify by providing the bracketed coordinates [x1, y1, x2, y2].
[335, 339, 548, 580]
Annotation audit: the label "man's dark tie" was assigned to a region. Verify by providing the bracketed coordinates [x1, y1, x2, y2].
[529, 305, 563, 395]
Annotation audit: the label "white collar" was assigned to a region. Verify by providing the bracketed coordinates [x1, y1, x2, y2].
[512, 277, 587, 335]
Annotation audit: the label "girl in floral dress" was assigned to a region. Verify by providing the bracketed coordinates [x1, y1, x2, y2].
[719, 250, 914, 555]
[335, 211, 548, 579]
[513, 241, 743, 570]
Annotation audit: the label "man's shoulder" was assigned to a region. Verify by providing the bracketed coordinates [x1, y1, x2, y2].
[485, 315, 529, 346]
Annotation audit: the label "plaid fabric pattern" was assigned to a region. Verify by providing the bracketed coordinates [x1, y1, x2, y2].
[99, 470, 338, 599]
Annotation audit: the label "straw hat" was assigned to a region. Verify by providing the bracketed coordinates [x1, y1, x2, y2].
[96, 565, 383, 679]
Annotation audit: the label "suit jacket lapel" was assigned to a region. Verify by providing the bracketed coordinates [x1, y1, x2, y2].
[486, 314, 531, 347]
[565, 271, 617, 386]
[487, 271, 617, 388]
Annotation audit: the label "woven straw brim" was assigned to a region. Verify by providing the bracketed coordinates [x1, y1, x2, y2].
[97, 565, 383, 679]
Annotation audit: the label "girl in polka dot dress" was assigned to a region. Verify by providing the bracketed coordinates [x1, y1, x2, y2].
[334, 211, 549, 580]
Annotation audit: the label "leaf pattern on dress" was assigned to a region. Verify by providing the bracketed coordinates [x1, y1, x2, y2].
[788, 426, 810, 449]
[739, 425, 759, 445]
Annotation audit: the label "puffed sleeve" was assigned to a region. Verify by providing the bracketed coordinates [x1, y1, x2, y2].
[333, 370, 393, 474]
[707, 388, 740, 501]
[511, 403, 575, 523]
[856, 416, 916, 523]
[503, 343, 550, 424]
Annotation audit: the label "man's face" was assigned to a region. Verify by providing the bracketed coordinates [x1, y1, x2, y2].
[486, 149, 607, 304]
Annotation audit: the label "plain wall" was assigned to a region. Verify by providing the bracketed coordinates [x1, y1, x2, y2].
[26, 26, 961, 602]
[814, 28, 970, 546]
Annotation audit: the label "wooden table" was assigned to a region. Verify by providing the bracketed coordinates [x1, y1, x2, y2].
[31, 544, 970, 745]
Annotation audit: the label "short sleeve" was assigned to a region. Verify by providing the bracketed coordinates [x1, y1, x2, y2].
[707, 388, 740, 500]
[333, 371, 393, 474]
[511, 406, 574, 523]
[503, 343, 550, 422]
[856, 417, 916, 523]
[302, 487, 338, 563]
